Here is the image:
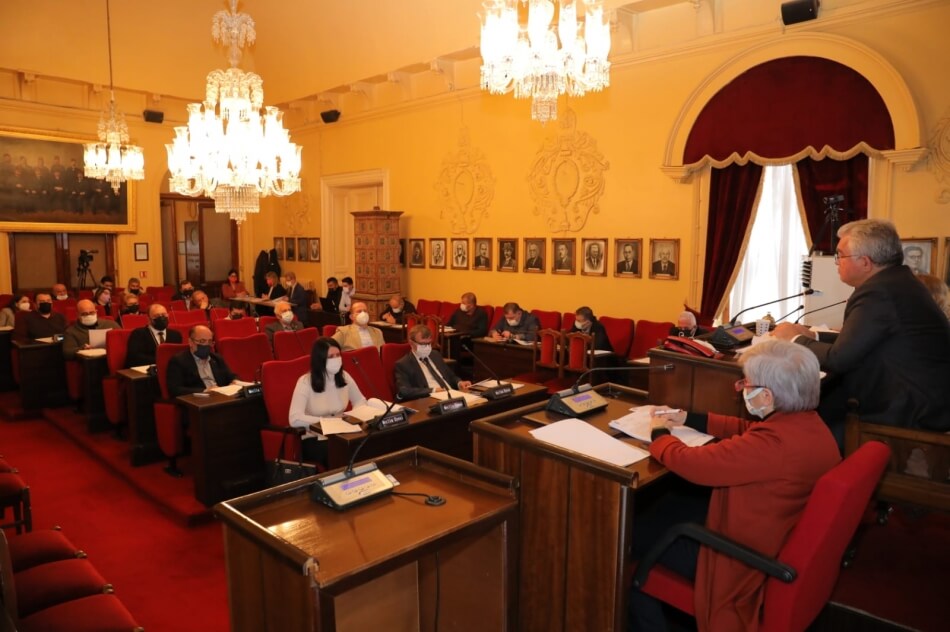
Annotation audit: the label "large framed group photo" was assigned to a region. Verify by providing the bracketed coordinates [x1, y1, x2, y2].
[0, 128, 135, 232]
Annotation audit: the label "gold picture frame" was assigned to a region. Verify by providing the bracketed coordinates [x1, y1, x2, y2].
[900, 237, 938, 276]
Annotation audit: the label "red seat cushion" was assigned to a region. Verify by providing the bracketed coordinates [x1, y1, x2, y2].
[217, 333, 274, 382]
[531, 309, 561, 331]
[8, 529, 83, 573]
[15, 558, 110, 617]
[19, 594, 140, 632]
[416, 299, 441, 316]
[0, 472, 28, 497]
[341, 346, 390, 400]
[629, 320, 675, 359]
[261, 356, 311, 461]
[273, 328, 319, 361]
[635, 563, 696, 616]
[212, 317, 258, 339]
[600, 316, 635, 357]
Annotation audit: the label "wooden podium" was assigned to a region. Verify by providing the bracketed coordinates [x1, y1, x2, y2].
[215, 447, 518, 631]
[648, 347, 748, 418]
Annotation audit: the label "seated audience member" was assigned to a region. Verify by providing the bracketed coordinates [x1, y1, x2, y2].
[93, 286, 113, 317]
[14, 292, 67, 342]
[669, 310, 708, 338]
[190, 290, 213, 320]
[52, 283, 70, 301]
[99, 276, 115, 292]
[126, 277, 143, 296]
[265, 301, 304, 346]
[628, 340, 840, 632]
[0, 295, 30, 329]
[227, 301, 248, 320]
[332, 302, 383, 350]
[172, 279, 196, 309]
[166, 325, 238, 397]
[339, 276, 355, 314]
[126, 304, 183, 368]
[774, 219, 950, 435]
[117, 292, 141, 326]
[289, 336, 367, 465]
[916, 273, 950, 319]
[395, 325, 472, 400]
[221, 268, 249, 300]
[257, 271, 285, 316]
[568, 306, 613, 352]
[311, 277, 343, 313]
[63, 299, 120, 359]
[447, 292, 489, 339]
[379, 293, 416, 325]
[490, 302, 540, 342]
[283, 271, 308, 323]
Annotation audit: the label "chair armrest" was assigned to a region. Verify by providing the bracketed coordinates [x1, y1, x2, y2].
[262, 425, 305, 436]
[632, 522, 797, 589]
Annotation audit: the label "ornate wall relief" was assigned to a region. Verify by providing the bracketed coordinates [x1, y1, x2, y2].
[927, 108, 950, 204]
[435, 128, 495, 234]
[528, 109, 609, 232]
[281, 187, 312, 235]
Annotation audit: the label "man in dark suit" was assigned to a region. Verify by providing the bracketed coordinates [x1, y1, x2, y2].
[14, 292, 67, 342]
[524, 242, 543, 271]
[652, 249, 675, 276]
[172, 279, 195, 309]
[283, 271, 308, 324]
[774, 219, 950, 438]
[394, 324, 472, 401]
[264, 302, 304, 348]
[616, 243, 639, 274]
[166, 324, 237, 397]
[474, 241, 491, 268]
[554, 243, 572, 271]
[126, 304, 183, 367]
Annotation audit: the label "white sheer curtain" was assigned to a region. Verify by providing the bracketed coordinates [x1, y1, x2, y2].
[728, 165, 809, 324]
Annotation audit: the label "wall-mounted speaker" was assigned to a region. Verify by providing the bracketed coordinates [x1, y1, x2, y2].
[781, 0, 820, 26]
[143, 109, 164, 124]
[320, 109, 341, 124]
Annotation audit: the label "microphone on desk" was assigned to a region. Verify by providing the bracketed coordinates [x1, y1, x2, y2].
[545, 364, 674, 416]
[729, 290, 815, 326]
[344, 396, 403, 477]
[775, 305, 804, 324]
[461, 343, 515, 400]
[794, 299, 848, 324]
[701, 290, 816, 351]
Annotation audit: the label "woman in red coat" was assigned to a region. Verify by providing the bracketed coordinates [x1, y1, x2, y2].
[629, 339, 840, 632]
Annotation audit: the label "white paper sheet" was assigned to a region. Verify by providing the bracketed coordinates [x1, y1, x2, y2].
[347, 398, 406, 422]
[209, 384, 243, 397]
[88, 328, 108, 349]
[318, 417, 363, 435]
[529, 418, 649, 467]
[76, 348, 107, 358]
[473, 379, 526, 390]
[429, 391, 486, 406]
[130, 365, 152, 374]
[609, 407, 714, 447]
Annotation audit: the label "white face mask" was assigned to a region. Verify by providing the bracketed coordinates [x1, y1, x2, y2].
[355, 311, 370, 326]
[80, 314, 98, 327]
[326, 357, 343, 375]
[743, 387, 771, 418]
[506, 317, 519, 327]
[55, 294, 68, 301]
[391, 306, 402, 314]
[414, 344, 432, 360]
[574, 319, 590, 331]
[280, 311, 294, 323]
[343, 286, 353, 296]
[460, 303, 470, 312]
[17, 302, 31, 312]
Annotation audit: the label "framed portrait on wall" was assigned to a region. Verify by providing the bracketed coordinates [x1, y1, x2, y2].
[430, 238, 447, 268]
[523, 238, 545, 273]
[309, 238, 320, 262]
[399, 238, 407, 267]
[900, 237, 937, 275]
[274, 237, 284, 260]
[409, 239, 425, 268]
[581, 238, 607, 277]
[498, 238, 517, 272]
[285, 237, 296, 261]
[297, 238, 309, 262]
[473, 237, 492, 271]
[614, 238, 642, 277]
[450, 238, 469, 269]
[552, 238, 575, 275]
[649, 238, 680, 280]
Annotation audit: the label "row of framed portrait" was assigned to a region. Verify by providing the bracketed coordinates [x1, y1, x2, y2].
[274, 237, 320, 263]
[405, 237, 680, 279]
[900, 237, 945, 280]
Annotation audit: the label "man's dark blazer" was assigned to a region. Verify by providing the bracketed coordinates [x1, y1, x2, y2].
[125, 326, 183, 368]
[652, 260, 675, 275]
[796, 264, 950, 431]
[286, 283, 308, 323]
[394, 351, 462, 401]
[568, 319, 613, 352]
[616, 258, 639, 274]
[264, 319, 303, 346]
[166, 350, 237, 397]
[257, 283, 287, 316]
[474, 255, 490, 268]
[525, 257, 543, 270]
[379, 300, 417, 324]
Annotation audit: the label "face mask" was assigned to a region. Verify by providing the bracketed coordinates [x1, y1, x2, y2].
[391, 306, 402, 314]
[129, 288, 141, 295]
[460, 304, 470, 313]
[285, 282, 293, 289]
[38, 303, 52, 315]
[355, 311, 370, 326]
[123, 305, 139, 314]
[743, 387, 771, 418]
[193, 344, 211, 360]
[414, 344, 432, 360]
[55, 294, 68, 301]
[17, 302, 31, 312]
[280, 311, 294, 324]
[182, 289, 193, 297]
[80, 314, 98, 327]
[574, 319, 590, 331]
[506, 318, 519, 327]
[343, 286, 353, 295]
[230, 313, 243, 320]
[326, 357, 343, 375]
[152, 316, 169, 331]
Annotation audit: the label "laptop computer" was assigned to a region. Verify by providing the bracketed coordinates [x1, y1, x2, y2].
[319, 297, 339, 313]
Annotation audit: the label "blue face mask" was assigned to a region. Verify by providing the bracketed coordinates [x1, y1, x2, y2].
[194, 344, 211, 360]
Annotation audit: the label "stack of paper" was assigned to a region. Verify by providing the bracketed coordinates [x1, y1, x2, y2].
[429, 391, 486, 406]
[473, 379, 526, 390]
[318, 417, 363, 435]
[347, 398, 407, 422]
[530, 418, 649, 467]
[76, 348, 107, 358]
[608, 407, 714, 447]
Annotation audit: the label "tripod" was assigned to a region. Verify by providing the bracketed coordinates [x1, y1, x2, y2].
[77, 262, 95, 290]
[809, 196, 852, 256]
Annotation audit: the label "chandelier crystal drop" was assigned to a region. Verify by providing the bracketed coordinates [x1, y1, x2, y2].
[83, 0, 145, 194]
[480, 0, 611, 124]
[165, 0, 301, 223]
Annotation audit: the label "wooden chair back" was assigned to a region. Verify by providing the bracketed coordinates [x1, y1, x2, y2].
[533, 329, 565, 378]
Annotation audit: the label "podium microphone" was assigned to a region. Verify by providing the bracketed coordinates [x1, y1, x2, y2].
[546, 364, 674, 416]
[730, 290, 814, 326]
[775, 305, 804, 324]
[794, 299, 848, 324]
[461, 343, 515, 400]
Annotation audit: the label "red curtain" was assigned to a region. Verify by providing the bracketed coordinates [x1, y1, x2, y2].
[796, 154, 869, 254]
[700, 163, 763, 321]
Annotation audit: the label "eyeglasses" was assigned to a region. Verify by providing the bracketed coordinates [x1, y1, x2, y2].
[833, 251, 862, 264]
[734, 378, 765, 392]
[190, 338, 213, 345]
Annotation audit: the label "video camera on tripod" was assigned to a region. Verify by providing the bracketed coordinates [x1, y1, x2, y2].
[78, 249, 98, 269]
[77, 249, 99, 289]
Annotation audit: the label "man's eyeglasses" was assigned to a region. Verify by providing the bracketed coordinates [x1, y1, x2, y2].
[190, 338, 213, 345]
[833, 251, 862, 264]
[734, 378, 765, 392]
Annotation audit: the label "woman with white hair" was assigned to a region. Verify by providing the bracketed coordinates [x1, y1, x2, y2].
[629, 339, 841, 632]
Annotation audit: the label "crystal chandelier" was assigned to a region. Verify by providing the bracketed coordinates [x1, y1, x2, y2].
[83, 0, 145, 194]
[480, 0, 611, 124]
[166, 0, 302, 224]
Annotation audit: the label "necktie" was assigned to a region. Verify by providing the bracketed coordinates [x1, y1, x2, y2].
[421, 357, 450, 390]
[158, 331, 165, 344]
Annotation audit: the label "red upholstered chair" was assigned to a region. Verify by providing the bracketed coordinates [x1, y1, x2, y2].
[560, 311, 575, 331]
[628, 320, 675, 360]
[171, 309, 207, 325]
[632, 441, 891, 632]
[118, 313, 148, 330]
[480, 305, 495, 329]
[260, 356, 311, 462]
[7, 528, 86, 573]
[416, 298, 441, 316]
[0, 473, 32, 534]
[102, 328, 133, 430]
[18, 594, 143, 632]
[77, 290, 93, 300]
[13, 558, 114, 618]
[147, 285, 175, 302]
[154, 343, 189, 477]
[64, 305, 78, 324]
[684, 303, 714, 328]
[210, 307, 229, 321]
[420, 314, 444, 351]
[167, 323, 193, 342]
[531, 309, 561, 331]
[439, 301, 460, 322]
[216, 333, 273, 382]
[601, 316, 635, 357]
[274, 328, 319, 361]
[258, 315, 278, 331]
[212, 317, 257, 340]
[51, 299, 76, 315]
[168, 299, 187, 311]
[381, 342, 411, 399]
[342, 346, 391, 400]
[490, 307, 505, 330]
[513, 329, 564, 387]
[321, 324, 337, 338]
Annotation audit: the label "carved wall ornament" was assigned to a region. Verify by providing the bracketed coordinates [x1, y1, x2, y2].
[281, 186, 311, 235]
[927, 107, 950, 204]
[527, 108, 609, 232]
[434, 127, 495, 234]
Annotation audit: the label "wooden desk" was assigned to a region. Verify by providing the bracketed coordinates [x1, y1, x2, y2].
[369, 321, 405, 344]
[326, 383, 548, 469]
[471, 384, 665, 632]
[215, 447, 518, 632]
[308, 309, 345, 330]
[470, 338, 536, 381]
[647, 347, 748, 418]
[77, 354, 109, 432]
[178, 392, 268, 506]
[117, 369, 162, 466]
[13, 340, 69, 410]
[0, 330, 14, 392]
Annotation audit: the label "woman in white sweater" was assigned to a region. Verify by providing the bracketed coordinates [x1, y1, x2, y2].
[288, 336, 366, 466]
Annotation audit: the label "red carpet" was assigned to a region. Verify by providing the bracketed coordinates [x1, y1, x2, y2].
[1, 417, 229, 631]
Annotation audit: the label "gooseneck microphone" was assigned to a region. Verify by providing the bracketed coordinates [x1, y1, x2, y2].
[775, 305, 805, 324]
[345, 395, 401, 477]
[461, 343, 515, 400]
[462, 343, 503, 386]
[794, 299, 848, 324]
[349, 356, 385, 400]
[729, 290, 814, 326]
[546, 364, 675, 415]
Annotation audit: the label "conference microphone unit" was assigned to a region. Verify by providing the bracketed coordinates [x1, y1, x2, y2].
[461, 343, 515, 400]
[702, 290, 815, 351]
[545, 364, 674, 416]
[794, 299, 848, 324]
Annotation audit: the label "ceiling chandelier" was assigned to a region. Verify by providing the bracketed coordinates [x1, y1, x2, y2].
[83, 0, 145, 194]
[166, 0, 301, 224]
[480, 0, 611, 124]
